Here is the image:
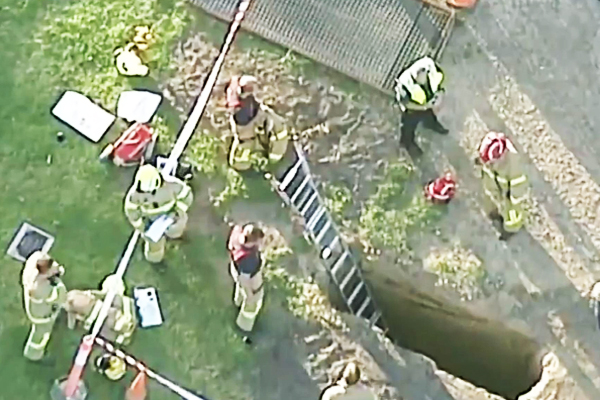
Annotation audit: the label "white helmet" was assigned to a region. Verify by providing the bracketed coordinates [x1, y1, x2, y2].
[101, 274, 126, 295]
[135, 164, 162, 192]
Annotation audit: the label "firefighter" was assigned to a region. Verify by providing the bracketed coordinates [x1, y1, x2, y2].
[21, 251, 67, 361]
[477, 131, 528, 239]
[320, 362, 377, 400]
[225, 75, 290, 171]
[394, 56, 448, 157]
[95, 354, 127, 381]
[227, 223, 265, 343]
[124, 164, 193, 263]
[64, 274, 137, 345]
[424, 172, 456, 204]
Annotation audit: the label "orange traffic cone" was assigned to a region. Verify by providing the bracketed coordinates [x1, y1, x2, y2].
[125, 371, 147, 400]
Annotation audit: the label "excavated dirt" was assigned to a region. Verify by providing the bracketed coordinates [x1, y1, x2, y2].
[160, 16, 600, 398]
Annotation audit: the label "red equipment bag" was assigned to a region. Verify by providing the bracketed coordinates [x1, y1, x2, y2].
[113, 123, 155, 167]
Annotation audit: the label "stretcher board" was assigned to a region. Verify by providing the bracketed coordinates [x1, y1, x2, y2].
[6, 221, 55, 262]
[51, 91, 116, 143]
[145, 215, 175, 243]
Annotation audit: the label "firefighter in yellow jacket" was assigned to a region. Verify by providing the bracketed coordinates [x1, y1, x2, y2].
[478, 131, 529, 239]
[124, 164, 193, 263]
[225, 75, 290, 171]
[114, 26, 154, 77]
[394, 56, 449, 157]
[21, 251, 67, 361]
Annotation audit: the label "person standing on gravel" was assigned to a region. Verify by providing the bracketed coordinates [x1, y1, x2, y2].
[394, 56, 449, 157]
[320, 362, 378, 400]
[227, 223, 266, 343]
[477, 131, 528, 240]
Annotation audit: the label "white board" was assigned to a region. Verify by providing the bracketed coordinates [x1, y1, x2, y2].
[134, 287, 164, 328]
[117, 90, 162, 123]
[145, 215, 174, 243]
[51, 91, 115, 143]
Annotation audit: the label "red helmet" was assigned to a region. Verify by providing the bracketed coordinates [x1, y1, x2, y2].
[479, 131, 508, 163]
[425, 172, 456, 203]
[225, 75, 257, 109]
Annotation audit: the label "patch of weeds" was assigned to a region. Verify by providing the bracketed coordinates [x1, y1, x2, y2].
[29, 0, 189, 107]
[322, 183, 353, 226]
[261, 229, 343, 328]
[424, 244, 485, 301]
[358, 161, 440, 260]
[212, 168, 249, 208]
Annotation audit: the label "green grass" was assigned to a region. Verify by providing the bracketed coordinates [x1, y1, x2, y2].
[0, 1, 260, 399]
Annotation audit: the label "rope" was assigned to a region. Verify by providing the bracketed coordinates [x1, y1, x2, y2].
[62, 0, 254, 396]
[94, 337, 211, 400]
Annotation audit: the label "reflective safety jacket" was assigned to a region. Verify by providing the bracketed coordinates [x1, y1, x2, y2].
[22, 252, 67, 325]
[229, 103, 290, 167]
[124, 175, 193, 231]
[395, 56, 444, 105]
[481, 142, 528, 232]
[83, 291, 137, 345]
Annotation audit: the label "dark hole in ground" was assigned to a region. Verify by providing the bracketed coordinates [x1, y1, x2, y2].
[355, 271, 545, 399]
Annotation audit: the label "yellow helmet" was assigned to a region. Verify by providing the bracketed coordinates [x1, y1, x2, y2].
[135, 164, 162, 192]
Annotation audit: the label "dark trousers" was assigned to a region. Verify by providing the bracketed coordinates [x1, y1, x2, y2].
[400, 109, 444, 147]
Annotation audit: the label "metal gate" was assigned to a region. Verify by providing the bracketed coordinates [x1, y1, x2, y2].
[269, 142, 384, 328]
[191, 0, 455, 93]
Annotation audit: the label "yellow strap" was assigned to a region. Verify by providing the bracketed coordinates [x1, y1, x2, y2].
[505, 209, 523, 227]
[24, 293, 54, 324]
[28, 333, 51, 349]
[509, 175, 527, 186]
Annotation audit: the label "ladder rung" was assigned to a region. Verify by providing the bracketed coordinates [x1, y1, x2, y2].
[369, 311, 382, 327]
[339, 267, 357, 291]
[315, 220, 332, 244]
[294, 182, 315, 209]
[327, 235, 340, 251]
[307, 207, 326, 231]
[356, 297, 371, 317]
[300, 192, 318, 215]
[290, 175, 311, 203]
[347, 282, 365, 307]
[331, 251, 349, 276]
[279, 160, 302, 191]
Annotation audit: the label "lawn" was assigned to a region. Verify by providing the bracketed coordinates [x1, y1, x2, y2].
[0, 0, 262, 399]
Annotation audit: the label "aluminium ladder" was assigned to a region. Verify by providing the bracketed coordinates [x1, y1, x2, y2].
[270, 142, 384, 329]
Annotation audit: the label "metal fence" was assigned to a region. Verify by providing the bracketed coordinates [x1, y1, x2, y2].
[190, 0, 455, 93]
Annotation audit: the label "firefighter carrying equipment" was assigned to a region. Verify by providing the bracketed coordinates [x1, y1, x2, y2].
[124, 165, 193, 263]
[95, 354, 127, 381]
[395, 56, 444, 107]
[21, 251, 67, 361]
[425, 172, 456, 204]
[65, 275, 137, 346]
[479, 131, 528, 233]
[114, 43, 149, 77]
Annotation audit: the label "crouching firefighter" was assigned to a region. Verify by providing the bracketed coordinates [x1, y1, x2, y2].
[227, 223, 266, 343]
[21, 251, 67, 361]
[64, 275, 137, 346]
[225, 75, 290, 171]
[124, 164, 193, 263]
[477, 131, 529, 239]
